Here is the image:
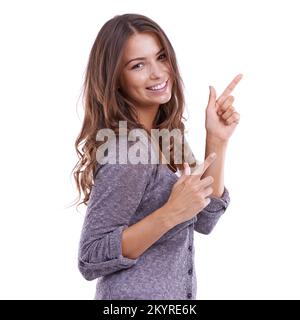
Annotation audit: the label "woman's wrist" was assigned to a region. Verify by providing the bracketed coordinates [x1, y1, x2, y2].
[206, 133, 229, 148]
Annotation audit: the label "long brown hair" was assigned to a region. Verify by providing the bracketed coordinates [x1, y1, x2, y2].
[71, 13, 197, 210]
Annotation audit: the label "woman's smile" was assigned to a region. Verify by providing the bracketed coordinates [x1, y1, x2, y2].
[146, 79, 168, 91]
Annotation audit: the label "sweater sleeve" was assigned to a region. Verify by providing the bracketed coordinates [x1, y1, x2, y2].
[193, 186, 230, 235]
[78, 159, 154, 281]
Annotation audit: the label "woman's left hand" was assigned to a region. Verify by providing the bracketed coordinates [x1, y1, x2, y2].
[205, 74, 243, 143]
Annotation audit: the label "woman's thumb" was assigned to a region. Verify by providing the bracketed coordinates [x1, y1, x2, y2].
[207, 85, 217, 109]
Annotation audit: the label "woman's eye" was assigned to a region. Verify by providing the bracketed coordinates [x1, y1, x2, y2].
[132, 63, 143, 70]
[158, 53, 167, 60]
[131, 54, 166, 70]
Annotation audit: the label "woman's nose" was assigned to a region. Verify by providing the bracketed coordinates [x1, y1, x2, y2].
[149, 62, 164, 79]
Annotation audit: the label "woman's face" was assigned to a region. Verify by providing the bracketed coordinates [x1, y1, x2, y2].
[119, 32, 173, 110]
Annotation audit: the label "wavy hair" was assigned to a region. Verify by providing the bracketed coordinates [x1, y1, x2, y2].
[71, 13, 197, 210]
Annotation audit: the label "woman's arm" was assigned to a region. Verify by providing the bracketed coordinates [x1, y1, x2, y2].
[193, 135, 230, 234]
[121, 206, 174, 260]
[201, 135, 228, 198]
[192, 136, 230, 234]
[202, 75, 242, 197]
[78, 136, 179, 281]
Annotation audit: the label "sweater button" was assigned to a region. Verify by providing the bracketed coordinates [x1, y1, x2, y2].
[187, 293, 192, 299]
[188, 245, 192, 251]
[188, 268, 193, 275]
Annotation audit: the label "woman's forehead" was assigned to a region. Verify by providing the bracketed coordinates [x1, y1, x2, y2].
[122, 33, 163, 60]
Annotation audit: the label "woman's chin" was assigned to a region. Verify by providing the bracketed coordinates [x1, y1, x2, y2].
[146, 93, 172, 105]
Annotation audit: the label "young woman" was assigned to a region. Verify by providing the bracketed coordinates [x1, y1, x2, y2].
[72, 13, 242, 300]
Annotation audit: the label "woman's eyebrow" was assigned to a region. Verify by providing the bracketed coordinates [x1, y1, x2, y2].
[124, 48, 165, 67]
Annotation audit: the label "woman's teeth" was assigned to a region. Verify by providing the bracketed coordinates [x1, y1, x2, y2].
[147, 80, 167, 91]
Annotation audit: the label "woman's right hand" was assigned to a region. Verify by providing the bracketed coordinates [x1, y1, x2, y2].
[163, 153, 217, 227]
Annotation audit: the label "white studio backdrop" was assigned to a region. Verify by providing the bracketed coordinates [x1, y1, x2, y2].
[0, 0, 299, 299]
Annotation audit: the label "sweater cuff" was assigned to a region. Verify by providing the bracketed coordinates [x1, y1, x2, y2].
[204, 186, 230, 213]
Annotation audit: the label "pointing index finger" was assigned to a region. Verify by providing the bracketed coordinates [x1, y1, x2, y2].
[217, 74, 243, 107]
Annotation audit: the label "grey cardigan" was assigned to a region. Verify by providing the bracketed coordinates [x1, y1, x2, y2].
[78, 136, 230, 300]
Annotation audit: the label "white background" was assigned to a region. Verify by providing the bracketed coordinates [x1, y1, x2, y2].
[0, 0, 299, 299]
